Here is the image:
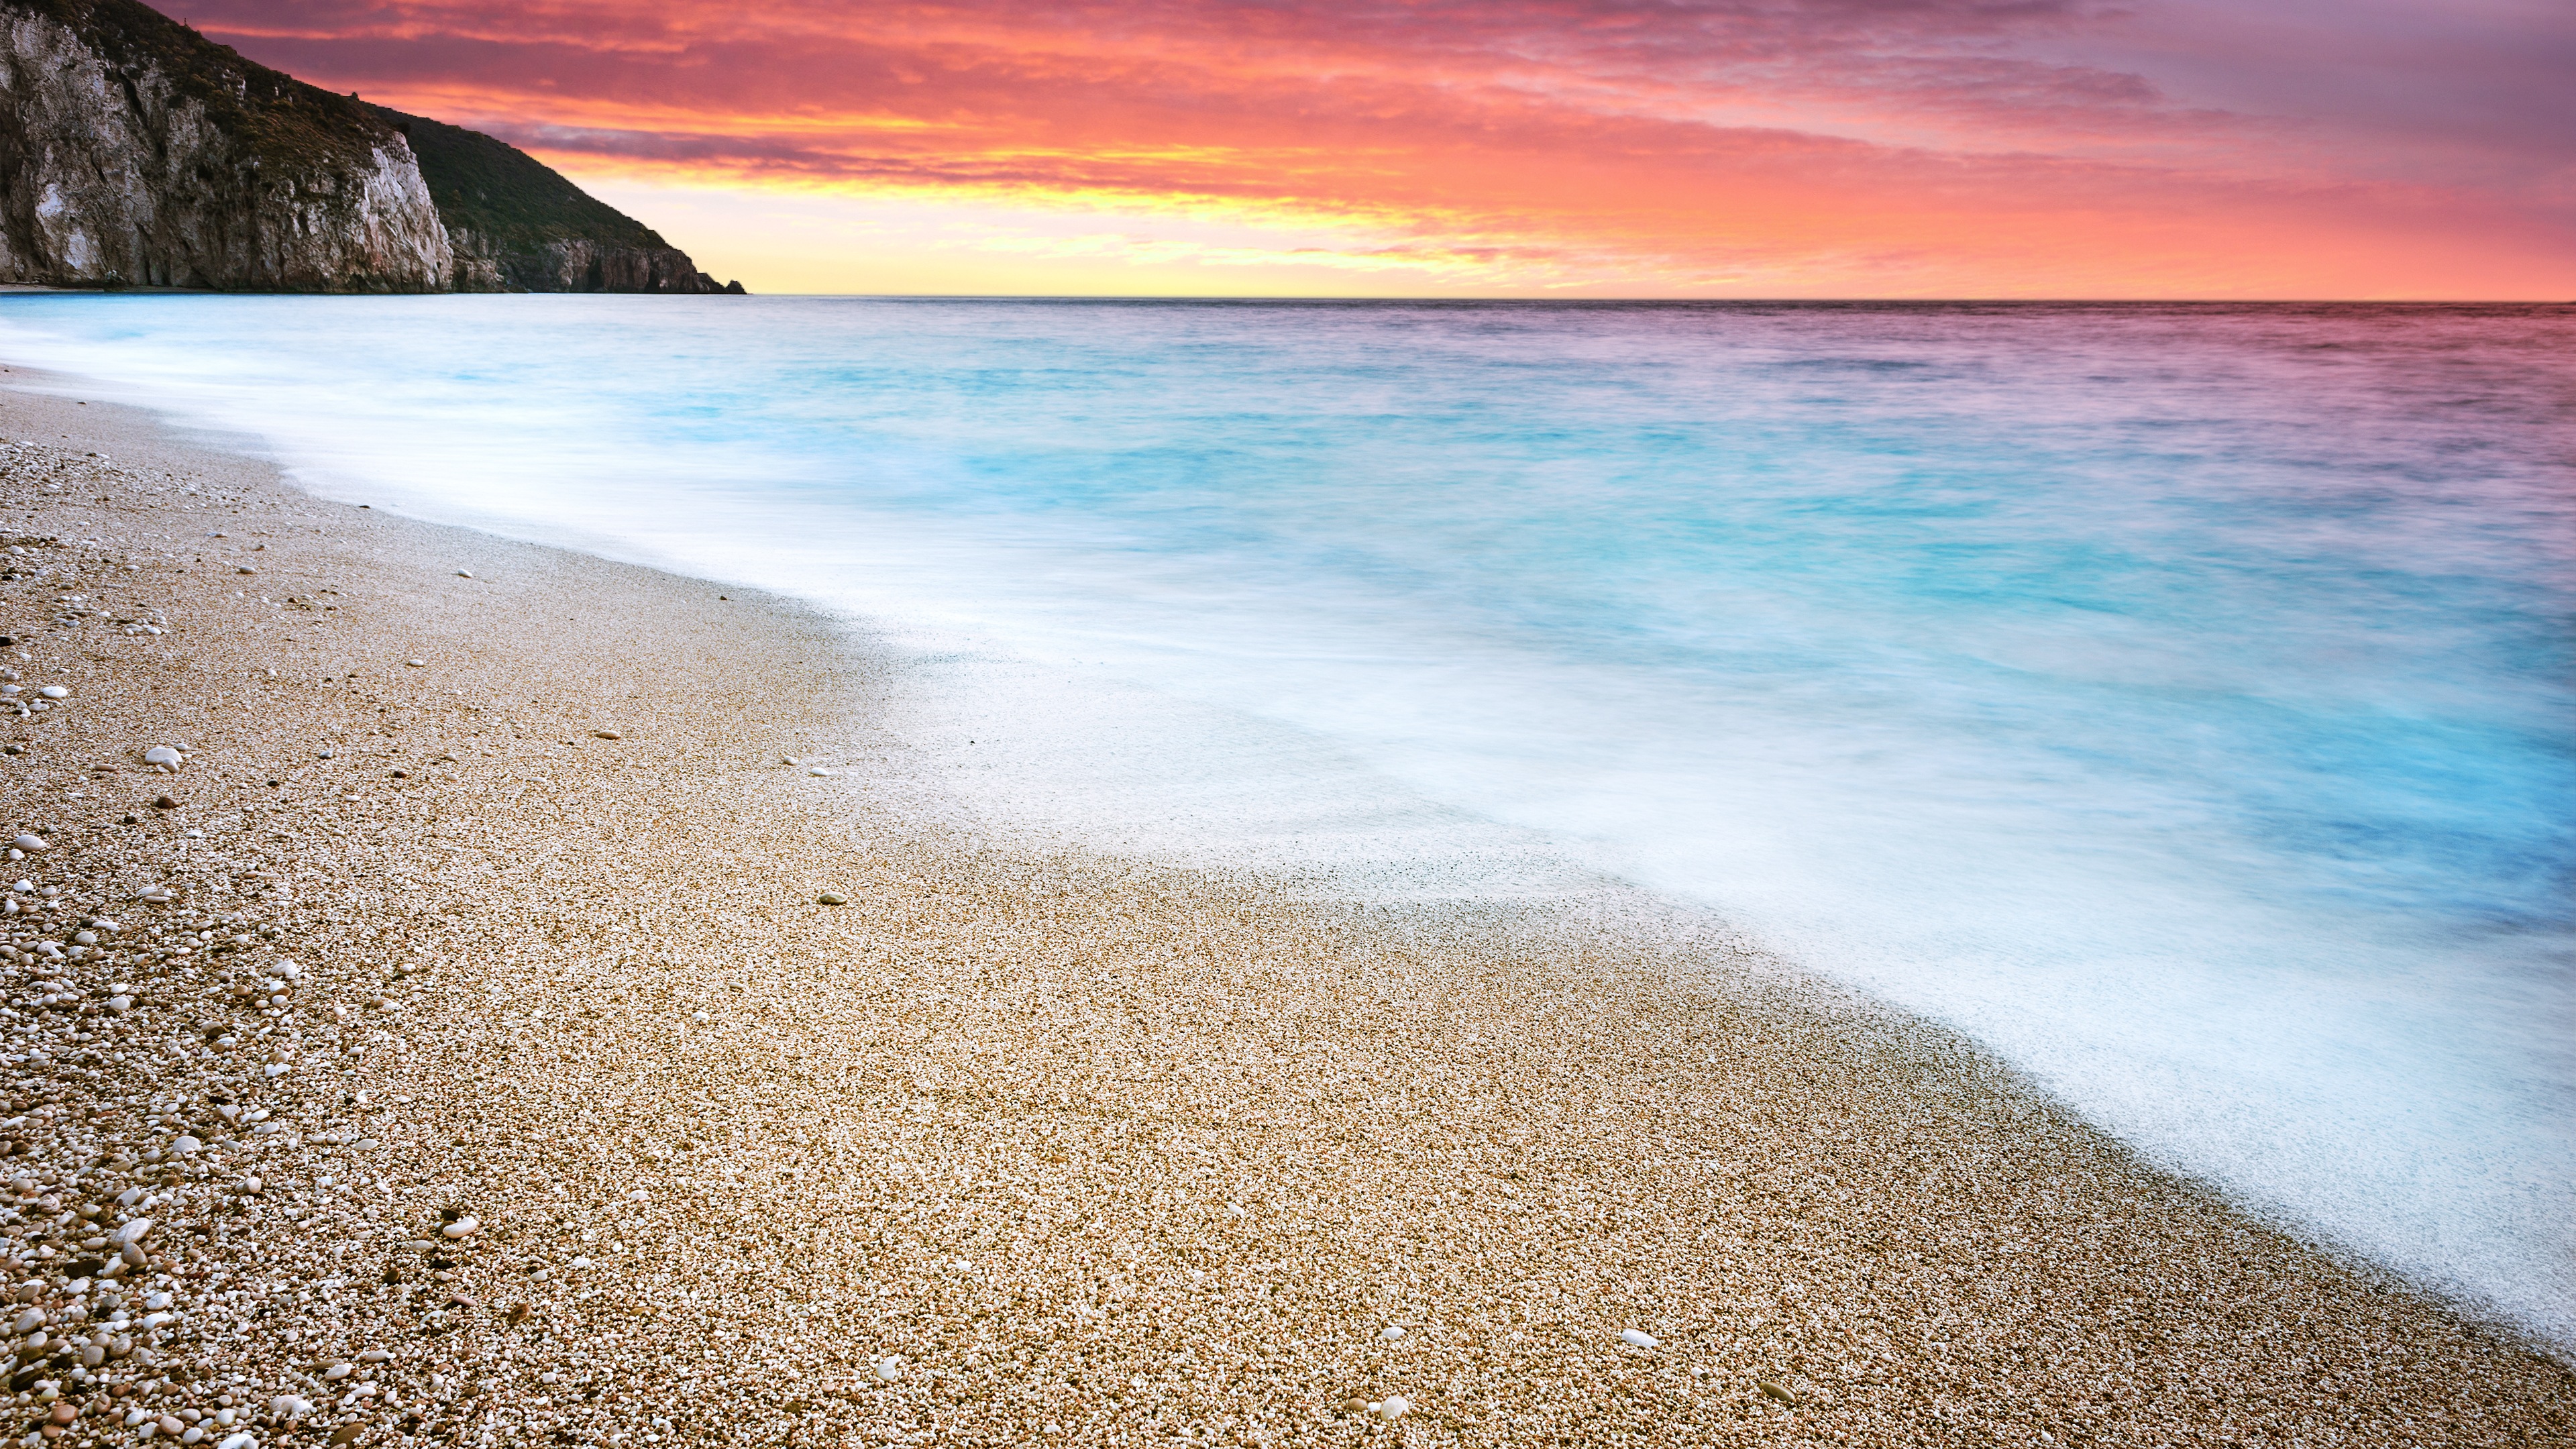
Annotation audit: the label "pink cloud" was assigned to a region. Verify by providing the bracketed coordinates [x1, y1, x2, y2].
[168, 0, 2576, 294]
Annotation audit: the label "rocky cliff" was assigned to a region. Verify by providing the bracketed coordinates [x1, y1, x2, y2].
[0, 0, 739, 294]
[372, 107, 741, 295]
[0, 0, 449, 290]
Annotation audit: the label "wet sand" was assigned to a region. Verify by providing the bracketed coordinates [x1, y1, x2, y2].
[0, 376, 2565, 1448]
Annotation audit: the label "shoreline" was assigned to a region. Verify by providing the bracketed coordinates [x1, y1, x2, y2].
[0, 376, 2563, 1446]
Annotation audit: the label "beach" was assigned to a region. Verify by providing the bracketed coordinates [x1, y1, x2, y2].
[0, 375, 2567, 1449]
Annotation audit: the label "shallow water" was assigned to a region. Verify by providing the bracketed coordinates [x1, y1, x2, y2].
[3, 296, 2569, 1344]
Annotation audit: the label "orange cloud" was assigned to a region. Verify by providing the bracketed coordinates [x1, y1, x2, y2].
[182, 1, 2576, 296]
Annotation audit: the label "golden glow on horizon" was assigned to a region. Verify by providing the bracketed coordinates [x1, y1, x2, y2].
[572, 168, 2573, 301]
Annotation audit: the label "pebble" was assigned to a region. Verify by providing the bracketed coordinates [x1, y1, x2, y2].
[441, 1215, 480, 1239]
[1758, 1379, 1798, 1405]
[591, 730, 622, 740]
[141, 745, 182, 766]
[11, 833, 42, 851]
[37, 686, 66, 700]
[1381, 1325, 1405, 1341]
[0, 434, 2536, 1449]
[455, 570, 473, 578]
[404, 659, 426, 667]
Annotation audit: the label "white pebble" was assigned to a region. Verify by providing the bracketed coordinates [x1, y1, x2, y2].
[171, 1136, 201, 1156]
[218, 1432, 256, 1449]
[141, 746, 182, 767]
[874, 1355, 904, 1381]
[1373, 1396, 1410, 1420]
[36, 686, 65, 700]
[441, 1216, 480, 1239]
[1620, 1328, 1659, 1349]
[1381, 1326, 1404, 1341]
[10, 834, 42, 852]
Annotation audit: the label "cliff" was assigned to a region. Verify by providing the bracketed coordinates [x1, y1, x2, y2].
[0, 0, 448, 290]
[370, 107, 741, 295]
[0, 0, 740, 294]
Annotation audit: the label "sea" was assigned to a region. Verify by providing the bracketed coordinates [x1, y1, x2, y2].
[1, 296, 2568, 1348]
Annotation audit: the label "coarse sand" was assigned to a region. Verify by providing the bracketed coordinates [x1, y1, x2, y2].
[0, 377, 2565, 1448]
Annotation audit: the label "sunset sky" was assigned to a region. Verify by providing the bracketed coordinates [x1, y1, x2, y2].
[190, 1, 2574, 298]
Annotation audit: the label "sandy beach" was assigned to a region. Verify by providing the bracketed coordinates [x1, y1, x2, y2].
[0, 375, 2563, 1449]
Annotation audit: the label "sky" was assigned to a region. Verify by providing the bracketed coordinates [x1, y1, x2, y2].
[187, 1, 2576, 297]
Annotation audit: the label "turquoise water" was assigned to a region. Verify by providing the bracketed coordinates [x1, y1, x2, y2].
[3, 297, 2570, 1344]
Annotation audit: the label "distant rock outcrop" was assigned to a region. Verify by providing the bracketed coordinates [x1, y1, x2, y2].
[0, 0, 449, 290]
[0, 0, 741, 294]
[370, 107, 741, 295]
